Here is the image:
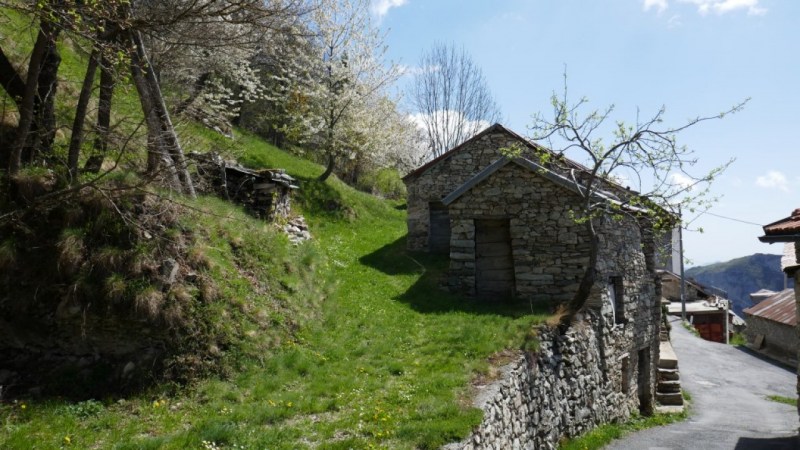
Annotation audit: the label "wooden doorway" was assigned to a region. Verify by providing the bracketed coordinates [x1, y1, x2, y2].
[637, 348, 653, 415]
[475, 219, 515, 298]
[428, 202, 451, 254]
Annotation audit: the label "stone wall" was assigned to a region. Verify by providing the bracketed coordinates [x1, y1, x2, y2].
[445, 312, 657, 450]
[447, 163, 589, 302]
[745, 315, 799, 361]
[404, 128, 523, 251]
[446, 162, 657, 324]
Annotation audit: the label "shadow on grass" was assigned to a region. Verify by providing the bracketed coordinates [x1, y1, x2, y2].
[360, 236, 550, 318]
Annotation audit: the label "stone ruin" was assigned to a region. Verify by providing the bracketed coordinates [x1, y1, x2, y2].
[188, 152, 311, 243]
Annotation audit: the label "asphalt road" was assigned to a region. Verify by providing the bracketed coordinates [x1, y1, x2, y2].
[606, 316, 799, 450]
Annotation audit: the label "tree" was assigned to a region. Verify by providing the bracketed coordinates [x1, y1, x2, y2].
[312, 0, 400, 181]
[520, 75, 745, 325]
[411, 42, 501, 158]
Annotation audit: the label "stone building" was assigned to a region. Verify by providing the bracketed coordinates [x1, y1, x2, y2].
[758, 208, 800, 420]
[743, 289, 798, 365]
[404, 124, 664, 444]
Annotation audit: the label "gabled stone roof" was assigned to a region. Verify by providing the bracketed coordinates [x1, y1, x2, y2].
[402, 123, 588, 182]
[441, 156, 618, 206]
[441, 156, 650, 215]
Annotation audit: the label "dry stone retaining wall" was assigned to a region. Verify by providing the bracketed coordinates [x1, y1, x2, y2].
[445, 313, 651, 450]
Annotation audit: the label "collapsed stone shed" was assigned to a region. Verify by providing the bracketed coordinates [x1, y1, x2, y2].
[189, 151, 298, 221]
[404, 124, 663, 445]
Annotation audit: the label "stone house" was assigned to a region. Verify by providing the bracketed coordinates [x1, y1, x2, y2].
[758, 208, 800, 419]
[743, 289, 798, 365]
[403, 124, 663, 432]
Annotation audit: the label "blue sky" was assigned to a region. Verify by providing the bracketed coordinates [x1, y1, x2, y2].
[371, 0, 799, 267]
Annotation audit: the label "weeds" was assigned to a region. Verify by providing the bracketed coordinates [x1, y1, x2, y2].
[766, 395, 797, 407]
[560, 411, 689, 450]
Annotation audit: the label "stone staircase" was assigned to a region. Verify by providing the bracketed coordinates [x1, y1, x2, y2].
[656, 340, 684, 407]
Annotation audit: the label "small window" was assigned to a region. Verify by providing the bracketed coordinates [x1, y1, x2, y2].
[609, 276, 625, 324]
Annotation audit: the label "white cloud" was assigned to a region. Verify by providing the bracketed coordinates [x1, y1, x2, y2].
[667, 14, 683, 28]
[643, 0, 767, 16]
[678, 0, 767, 16]
[755, 171, 790, 192]
[407, 110, 492, 149]
[397, 64, 439, 77]
[670, 173, 695, 189]
[643, 0, 669, 14]
[371, 0, 408, 20]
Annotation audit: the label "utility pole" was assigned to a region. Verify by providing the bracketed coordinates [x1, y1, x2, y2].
[724, 298, 730, 344]
[679, 209, 686, 322]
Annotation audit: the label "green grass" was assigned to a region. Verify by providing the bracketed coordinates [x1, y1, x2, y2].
[559, 411, 689, 450]
[682, 321, 700, 337]
[729, 332, 747, 346]
[0, 128, 550, 449]
[0, 12, 551, 447]
[766, 395, 798, 407]
[682, 389, 692, 402]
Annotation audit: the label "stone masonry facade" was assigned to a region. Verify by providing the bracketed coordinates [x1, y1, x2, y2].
[444, 310, 659, 450]
[447, 163, 588, 302]
[404, 126, 523, 252]
[744, 316, 798, 361]
[405, 124, 662, 446]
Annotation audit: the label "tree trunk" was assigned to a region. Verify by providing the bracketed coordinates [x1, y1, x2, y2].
[8, 23, 52, 175]
[29, 23, 61, 160]
[174, 72, 209, 115]
[131, 31, 195, 198]
[85, 55, 114, 173]
[562, 219, 600, 329]
[0, 45, 25, 102]
[318, 151, 335, 181]
[67, 49, 99, 181]
[130, 49, 170, 181]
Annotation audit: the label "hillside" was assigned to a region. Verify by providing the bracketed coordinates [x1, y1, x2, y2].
[686, 253, 791, 315]
[0, 129, 550, 449]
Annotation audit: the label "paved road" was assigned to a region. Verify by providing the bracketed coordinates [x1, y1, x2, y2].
[606, 316, 798, 450]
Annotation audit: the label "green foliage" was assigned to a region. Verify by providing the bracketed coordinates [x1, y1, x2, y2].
[357, 167, 407, 199]
[682, 321, 700, 337]
[64, 399, 105, 418]
[729, 332, 747, 346]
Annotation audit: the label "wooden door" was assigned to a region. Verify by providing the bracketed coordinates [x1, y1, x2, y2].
[475, 219, 514, 298]
[428, 202, 451, 254]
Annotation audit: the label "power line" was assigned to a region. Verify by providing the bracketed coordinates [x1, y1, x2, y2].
[688, 210, 763, 227]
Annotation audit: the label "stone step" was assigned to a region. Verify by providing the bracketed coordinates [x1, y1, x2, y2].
[657, 380, 681, 394]
[657, 392, 684, 406]
[659, 341, 678, 369]
[658, 368, 680, 381]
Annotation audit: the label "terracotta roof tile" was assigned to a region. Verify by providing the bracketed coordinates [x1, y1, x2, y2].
[763, 208, 800, 235]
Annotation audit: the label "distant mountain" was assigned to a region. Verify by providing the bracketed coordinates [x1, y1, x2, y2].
[685, 253, 792, 316]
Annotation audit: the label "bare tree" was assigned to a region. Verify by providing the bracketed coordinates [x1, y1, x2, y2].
[517, 74, 745, 326]
[411, 42, 501, 158]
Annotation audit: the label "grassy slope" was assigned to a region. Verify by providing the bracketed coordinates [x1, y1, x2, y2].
[1, 126, 549, 449]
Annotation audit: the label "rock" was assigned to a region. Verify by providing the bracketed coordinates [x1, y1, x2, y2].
[122, 361, 136, 379]
[161, 258, 180, 285]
